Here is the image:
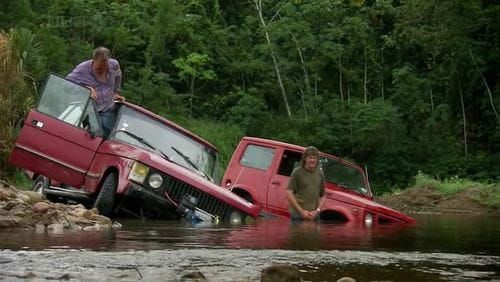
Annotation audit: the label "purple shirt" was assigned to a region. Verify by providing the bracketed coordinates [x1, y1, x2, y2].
[66, 59, 122, 112]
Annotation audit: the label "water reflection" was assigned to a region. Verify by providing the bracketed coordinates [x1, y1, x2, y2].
[0, 214, 498, 255]
[222, 219, 409, 250]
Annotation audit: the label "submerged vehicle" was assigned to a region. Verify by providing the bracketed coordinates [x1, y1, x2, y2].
[9, 74, 258, 223]
[222, 137, 415, 225]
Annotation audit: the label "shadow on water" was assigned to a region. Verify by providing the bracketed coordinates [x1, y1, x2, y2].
[0, 214, 499, 281]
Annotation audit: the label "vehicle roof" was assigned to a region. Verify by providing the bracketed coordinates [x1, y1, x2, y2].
[120, 102, 217, 151]
[242, 136, 364, 170]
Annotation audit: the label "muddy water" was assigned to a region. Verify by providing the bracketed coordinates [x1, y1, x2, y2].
[0, 214, 499, 281]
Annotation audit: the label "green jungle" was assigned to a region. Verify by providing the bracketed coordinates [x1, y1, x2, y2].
[0, 0, 499, 198]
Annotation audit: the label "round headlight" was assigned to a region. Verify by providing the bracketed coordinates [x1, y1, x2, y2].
[148, 173, 163, 189]
[229, 211, 243, 225]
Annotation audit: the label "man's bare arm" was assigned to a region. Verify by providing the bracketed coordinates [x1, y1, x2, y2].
[286, 190, 313, 220]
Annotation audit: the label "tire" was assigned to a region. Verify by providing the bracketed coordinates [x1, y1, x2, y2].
[32, 175, 48, 196]
[93, 172, 118, 217]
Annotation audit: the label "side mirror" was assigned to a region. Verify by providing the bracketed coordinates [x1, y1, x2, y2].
[82, 114, 96, 138]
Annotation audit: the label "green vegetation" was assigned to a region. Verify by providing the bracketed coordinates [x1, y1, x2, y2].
[413, 172, 500, 209]
[0, 0, 499, 194]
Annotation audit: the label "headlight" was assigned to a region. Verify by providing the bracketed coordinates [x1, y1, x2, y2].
[129, 162, 149, 184]
[148, 173, 163, 189]
[364, 213, 373, 226]
[229, 211, 243, 225]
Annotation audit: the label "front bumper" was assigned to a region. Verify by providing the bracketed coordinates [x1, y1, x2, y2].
[124, 183, 177, 209]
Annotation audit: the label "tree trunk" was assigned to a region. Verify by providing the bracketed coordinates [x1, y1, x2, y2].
[189, 75, 195, 117]
[253, 0, 291, 117]
[291, 33, 311, 97]
[338, 54, 344, 102]
[469, 48, 498, 118]
[456, 71, 467, 156]
[380, 48, 384, 100]
[429, 85, 434, 112]
[364, 47, 368, 104]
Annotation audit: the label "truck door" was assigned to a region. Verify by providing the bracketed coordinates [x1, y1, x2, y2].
[266, 149, 302, 216]
[9, 74, 103, 187]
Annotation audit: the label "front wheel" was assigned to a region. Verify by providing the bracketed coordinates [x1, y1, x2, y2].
[93, 172, 118, 217]
[32, 175, 48, 196]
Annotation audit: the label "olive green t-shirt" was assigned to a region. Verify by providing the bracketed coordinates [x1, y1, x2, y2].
[287, 167, 325, 211]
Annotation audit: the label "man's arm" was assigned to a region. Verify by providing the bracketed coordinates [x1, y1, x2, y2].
[66, 61, 97, 99]
[309, 195, 326, 219]
[286, 190, 313, 220]
[111, 59, 124, 101]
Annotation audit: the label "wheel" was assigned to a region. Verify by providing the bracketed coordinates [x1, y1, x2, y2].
[32, 175, 48, 196]
[93, 172, 118, 217]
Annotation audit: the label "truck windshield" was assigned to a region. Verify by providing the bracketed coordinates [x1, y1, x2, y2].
[320, 157, 368, 195]
[112, 106, 220, 183]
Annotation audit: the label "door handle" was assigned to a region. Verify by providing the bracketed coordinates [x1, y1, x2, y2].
[271, 180, 281, 185]
[31, 120, 44, 128]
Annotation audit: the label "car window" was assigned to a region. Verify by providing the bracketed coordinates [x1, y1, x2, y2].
[277, 150, 302, 176]
[36, 75, 94, 127]
[240, 144, 275, 170]
[320, 157, 368, 195]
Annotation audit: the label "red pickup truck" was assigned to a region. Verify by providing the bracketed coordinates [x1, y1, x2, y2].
[222, 137, 415, 225]
[9, 74, 258, 223]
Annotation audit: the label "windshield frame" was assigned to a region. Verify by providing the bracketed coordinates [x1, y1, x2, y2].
[110, 104, 220, 182]
[319, 154, 371, 197]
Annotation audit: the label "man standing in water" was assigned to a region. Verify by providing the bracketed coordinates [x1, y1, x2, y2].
[286, 146, 326, 220]
[67, 46, 125, 137]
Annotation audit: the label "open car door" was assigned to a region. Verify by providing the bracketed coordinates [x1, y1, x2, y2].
[9, 74, 103, 187]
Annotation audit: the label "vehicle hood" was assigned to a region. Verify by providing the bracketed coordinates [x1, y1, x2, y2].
[99, 141, 260, 217]
[326, 189, 415, 223]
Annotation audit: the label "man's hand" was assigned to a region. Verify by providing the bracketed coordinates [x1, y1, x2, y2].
[309, 209, 320, 219]
[299, 209, 314, 220]
[88, 87, 97, 100]
[113, 92, 126, 102]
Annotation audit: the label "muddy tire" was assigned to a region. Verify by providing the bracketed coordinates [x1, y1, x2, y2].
[93, 172, 117, 217]
[32, 176, 48, 196]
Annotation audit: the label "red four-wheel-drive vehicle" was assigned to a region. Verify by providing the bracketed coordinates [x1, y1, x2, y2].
[222, 137, 415, 225]
[9, 74, 258, 223]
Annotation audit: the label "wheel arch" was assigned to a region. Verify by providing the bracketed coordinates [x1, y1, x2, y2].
[231, 186, 259, 205]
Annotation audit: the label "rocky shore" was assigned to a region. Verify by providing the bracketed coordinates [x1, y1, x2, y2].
[0, 180, 117, 232]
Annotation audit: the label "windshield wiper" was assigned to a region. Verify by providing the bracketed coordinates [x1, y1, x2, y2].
[115, 129, 171, 162]
[170, 146, 212, 182]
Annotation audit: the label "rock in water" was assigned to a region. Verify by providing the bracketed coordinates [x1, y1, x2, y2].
[261, 264, 303, 282]
[180, 271, 207, 282]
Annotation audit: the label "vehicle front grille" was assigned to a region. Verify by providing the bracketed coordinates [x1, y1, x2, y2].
[161, 174, 235, 221]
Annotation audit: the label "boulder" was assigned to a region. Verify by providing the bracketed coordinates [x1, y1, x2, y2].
[32, 202, 51, 213]
[47, 223, 64, 233]
[22, 191, 45, 204]
[35, 223, 46, 233]
[90, 214, 112, 226]
[180, 271, 207, 282]
[337, 278, 356, 282]
[0, 215, 22, 228]
[71, 207, 87, 218]
[261, 264, 302, 282]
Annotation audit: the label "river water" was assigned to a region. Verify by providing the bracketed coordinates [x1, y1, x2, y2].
[0, 214, 499, 281]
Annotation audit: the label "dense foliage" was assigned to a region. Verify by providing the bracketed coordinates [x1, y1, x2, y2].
[1, 0, 498, 193]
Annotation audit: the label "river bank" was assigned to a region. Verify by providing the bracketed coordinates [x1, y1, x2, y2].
[376, 184, 500, 216]
[0, 180, 116, 231]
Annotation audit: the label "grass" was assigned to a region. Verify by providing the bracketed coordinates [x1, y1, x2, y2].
[7, 170, 32, 190]
[413, 172, 500, 209]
